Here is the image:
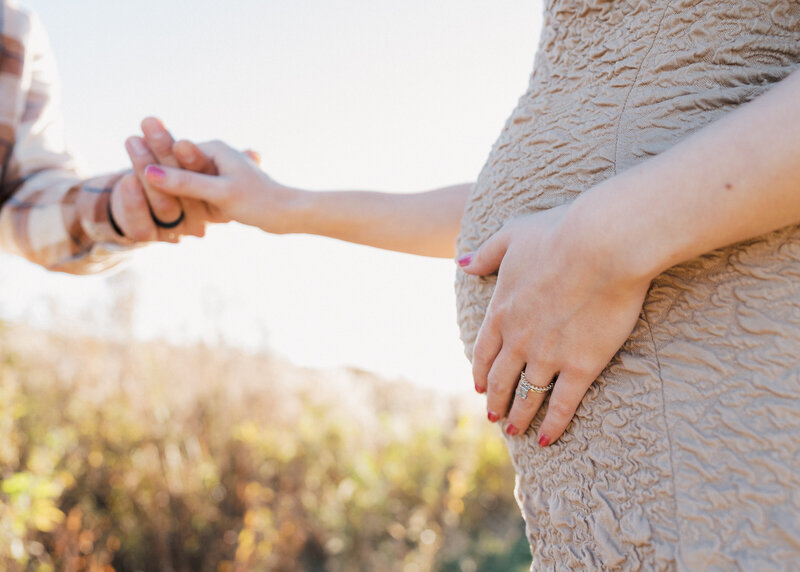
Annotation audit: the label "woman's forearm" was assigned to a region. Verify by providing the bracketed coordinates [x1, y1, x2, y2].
[286, 183, 471, 258]
[141, 139, 471, 258]
[568, 67, 800, 281]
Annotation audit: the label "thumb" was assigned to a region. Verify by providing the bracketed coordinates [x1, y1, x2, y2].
[144, 164, 226, 204]
[457, 229, 509, 276]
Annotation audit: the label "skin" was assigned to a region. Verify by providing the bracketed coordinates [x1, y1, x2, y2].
[143, 66, 800, 447]
[112, 117, 216, 243]
[142, 140, 469, 258]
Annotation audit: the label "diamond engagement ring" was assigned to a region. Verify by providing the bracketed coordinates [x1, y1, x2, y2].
[515, 371, 555, 400]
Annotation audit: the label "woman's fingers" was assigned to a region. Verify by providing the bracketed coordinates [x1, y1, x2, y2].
[472, 315, 502, 394]
[535, 369, 593, 447]
[504, 365, 553, 438]
[127, 118, 185, 226]
[172, 139, 227, 227]
[144, 165, 227, 203]
[173, 139, 218, 175]
[125, 136, 183, 228]
[484, 349, 525, 423]
[458, 227, 510, 275]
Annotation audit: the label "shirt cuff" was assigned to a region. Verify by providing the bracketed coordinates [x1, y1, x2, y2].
[75, 172, 136, 247]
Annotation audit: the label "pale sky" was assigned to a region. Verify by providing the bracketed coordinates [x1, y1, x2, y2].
[1, 1, 543, 393]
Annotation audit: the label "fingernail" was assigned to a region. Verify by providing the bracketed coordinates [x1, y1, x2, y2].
[145, 165, 165, 182]
[475, 383, 485, 394]
[538, 433, 550, 447]
[143, 117, 167, 137]
[128, 137, 148, 156]
[506, 423, 519, 436]
[487, 411, 499, 423]
[457, 253, 473, 267]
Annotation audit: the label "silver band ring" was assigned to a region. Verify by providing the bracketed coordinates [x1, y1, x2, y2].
[515, 371, 555, 400]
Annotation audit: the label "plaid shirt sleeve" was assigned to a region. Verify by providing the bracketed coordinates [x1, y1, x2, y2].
[0, 4, 135, 274]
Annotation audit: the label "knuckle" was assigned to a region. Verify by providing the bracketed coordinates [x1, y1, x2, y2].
[547, 400, 574, 421]
[471, 337, 491, 362]
[490, 299, 511, 319]
[532, 357, 557, 376]
[567, 359, 601, 381]
[129, 227, 152, 243]
[505, 338, 528, 360]
[486, 371, 504, 392]
[472, 353, 492, 379]
[123, 184, 147, 210]
[173, 171, 191, 191]
[151, 196, 177, 213]
[120, 172, 139, 191]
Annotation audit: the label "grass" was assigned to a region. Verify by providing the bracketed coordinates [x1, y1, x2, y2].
[0, 322, 530, 571]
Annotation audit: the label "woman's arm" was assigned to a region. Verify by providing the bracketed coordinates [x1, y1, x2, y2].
[460, 66, 800, 446]
[571, 66, 800, 282]
[289, 184, 470, 257]
[144, 139, 471, 258]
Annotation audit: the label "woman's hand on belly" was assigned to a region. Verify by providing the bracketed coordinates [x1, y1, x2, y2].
[459, 205, 651, 447]
[459, 67, 800, 447]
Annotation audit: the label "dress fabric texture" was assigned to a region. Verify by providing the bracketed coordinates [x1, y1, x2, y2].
[454, 1, 800, 570]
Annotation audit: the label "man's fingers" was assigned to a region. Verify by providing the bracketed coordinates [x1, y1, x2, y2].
[144, 164, 226, 203]
[111, 174, 158, 243]
[141, 117, 181, 168]
[140, 117, 190, 228]
[180, 198, 208, 238]
[126, 135, 184, 225]
[174, 139, 217, 175]
[536, 370, 592, 447]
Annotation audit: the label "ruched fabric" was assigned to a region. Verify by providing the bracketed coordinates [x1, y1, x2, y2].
[454, 1, 800, 570]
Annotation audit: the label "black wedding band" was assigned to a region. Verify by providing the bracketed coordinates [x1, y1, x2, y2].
[107, 201, 126, 237]
[151, 209, 185, 229]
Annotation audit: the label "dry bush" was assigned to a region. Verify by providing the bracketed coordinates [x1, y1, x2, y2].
[0, 323, 530, 571]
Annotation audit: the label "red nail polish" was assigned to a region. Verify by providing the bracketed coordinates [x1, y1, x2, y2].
[145, 165, 166, 182]
[506, 423, 519, 436]
[487, 411, 499, 423]
[475, 383, 485, 394]
[538, 433, 550, 447]
[457, 253, 473, 267]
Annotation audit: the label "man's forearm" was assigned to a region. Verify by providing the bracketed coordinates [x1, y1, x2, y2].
[287, 183, 471, 258]
[0, 171, 134, 274]
[568, 67, 800, 281]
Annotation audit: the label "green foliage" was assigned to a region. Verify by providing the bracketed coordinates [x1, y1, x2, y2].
[0, 327, 529, 571]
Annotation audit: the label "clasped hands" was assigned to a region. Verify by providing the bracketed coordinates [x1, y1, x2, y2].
[110, 117, 262, 242]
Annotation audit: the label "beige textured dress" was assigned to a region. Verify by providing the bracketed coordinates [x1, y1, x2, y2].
[455, 1, 800, 570]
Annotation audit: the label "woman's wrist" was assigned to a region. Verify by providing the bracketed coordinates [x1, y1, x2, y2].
[252, 178, 313, 235]
[559, 175, 672, 287]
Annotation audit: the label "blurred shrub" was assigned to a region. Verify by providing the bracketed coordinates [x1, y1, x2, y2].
[0, 323, 529, 571]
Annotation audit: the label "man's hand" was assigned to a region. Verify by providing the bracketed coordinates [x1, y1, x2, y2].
[114, 117, 216, 243]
